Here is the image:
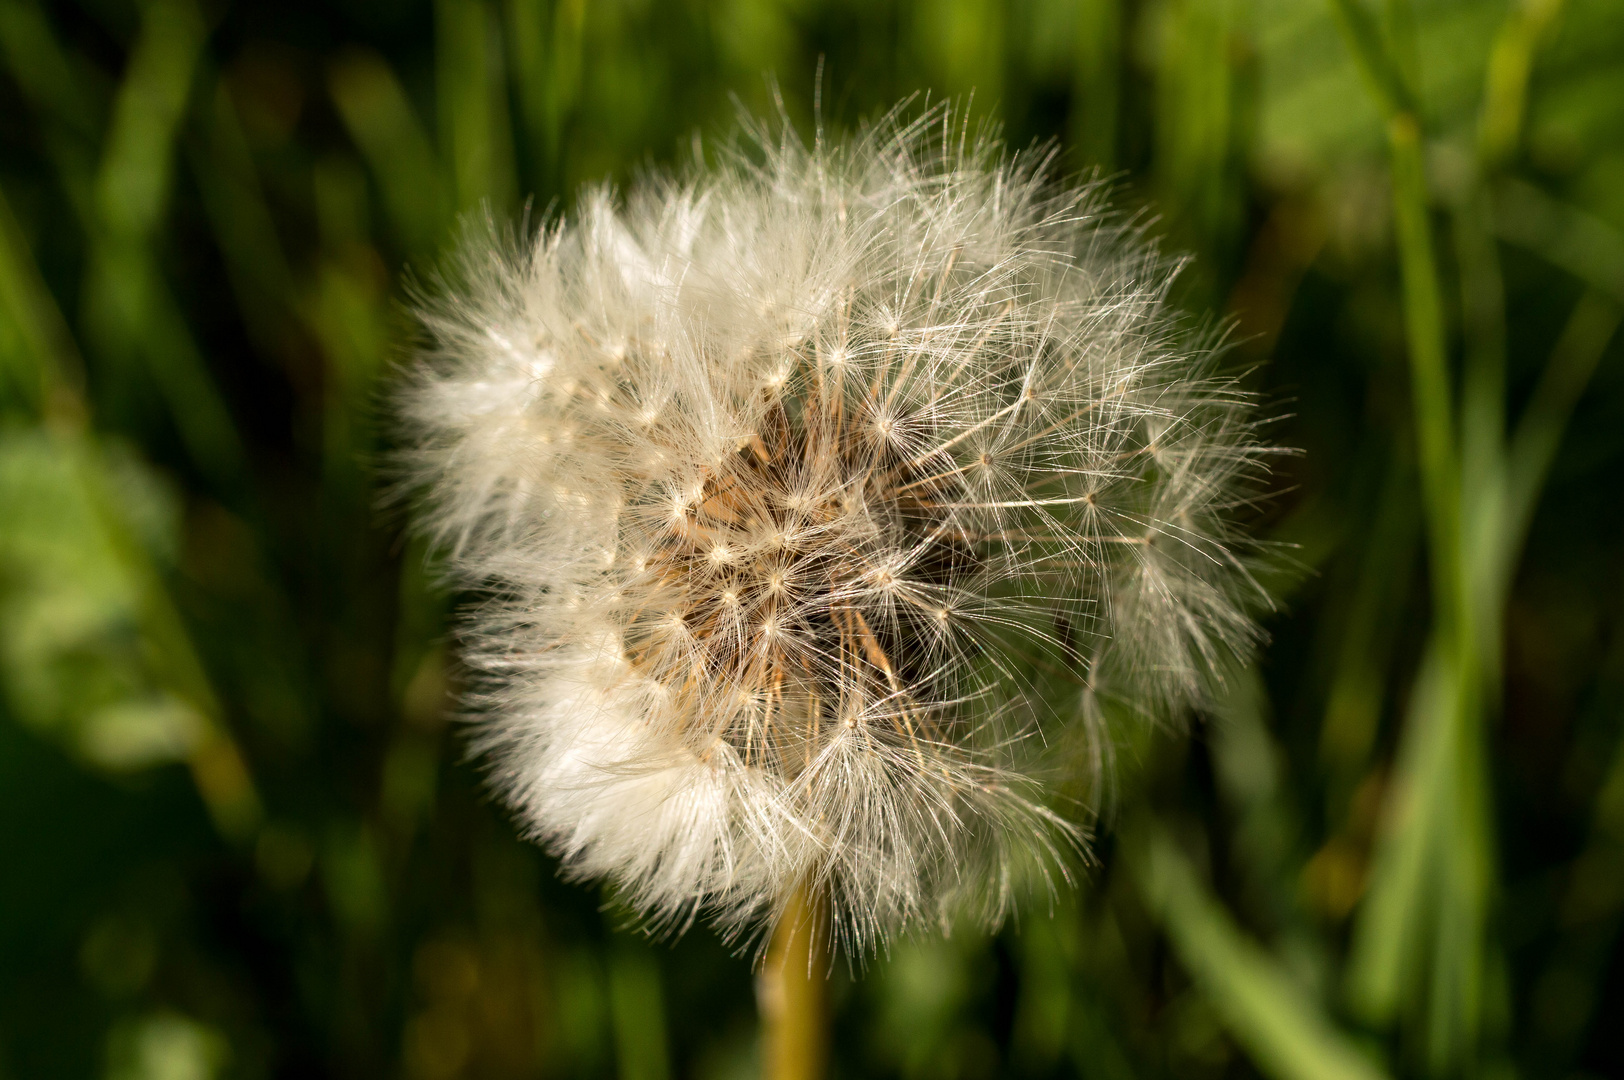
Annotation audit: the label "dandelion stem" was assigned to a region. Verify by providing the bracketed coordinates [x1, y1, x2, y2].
[757, 883, 828, 1080]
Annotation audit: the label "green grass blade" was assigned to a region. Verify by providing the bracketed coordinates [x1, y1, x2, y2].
[1153, 0, 1241, 265]
[0, 180, 80, 412]
[0, 0, 101, 140]
[80, 245, 247, 489]
[1424, 686, 1493, 1071]
[302, 158, 390, 495]
[93, 0, 204, 240]
[329, 50, 450, 253]
[1343, 638, 1452, 1025]
[1319, 452, 1418, 775]
[0, 0, 102, 230]
[437, 0, 518, 215]
[1503, 292, 1622, 572]
[505, 0, 551, 190]
[84, 0, 246, 489]
[1386, 115, 1459, 618]
[187, 75, 296, 354]
[1492, 179, 1624, 304]
[1325, 0, 1415, 118]
[1477, 0, 1565, 168]
[1070, 0, 1120, 171]
[1132, 823, 1391, 1080]
[507, 0, 585, 196]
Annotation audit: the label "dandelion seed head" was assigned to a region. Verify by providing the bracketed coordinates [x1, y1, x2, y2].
[399, 104, 1272, 953]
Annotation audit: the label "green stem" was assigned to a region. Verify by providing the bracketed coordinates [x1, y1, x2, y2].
[758, 884, 828, 1080]
[1134, 822, 1394, 1080]
[1386, 114, 1461, 633]
[1503, 291, 1622, 578]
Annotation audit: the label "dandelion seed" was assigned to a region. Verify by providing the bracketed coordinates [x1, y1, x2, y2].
[398, 103, 1273, 953]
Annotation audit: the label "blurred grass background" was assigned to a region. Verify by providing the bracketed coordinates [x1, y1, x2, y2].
[2, 0, 1623, 1078]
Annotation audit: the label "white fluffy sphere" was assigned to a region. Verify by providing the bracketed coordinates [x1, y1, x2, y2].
[399, 107, 1270, 951]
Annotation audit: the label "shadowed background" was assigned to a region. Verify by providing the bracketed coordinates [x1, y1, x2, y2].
[1, 0, 1622, 1078]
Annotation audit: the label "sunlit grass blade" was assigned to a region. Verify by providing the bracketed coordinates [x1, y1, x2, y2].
[1477, 0, 1566, 167]
[1451, 189, 1507, 590]
[1318, 453, 1417, 777]
[1325, 15, 1504, 1066]
[1342, 639, 1451, 1026]
[1385, 115, 1459, 612]
[1070, 0, 1120, 171]
[329, 49, 451, 253]
[1151, 0, 1243, 281]
[1132, 822, 1391, 1080]
[1425, 691, 1493, 1071]
[0, 190, 79, 413]
[187, 75, 296, 354]
[82, 0, 246, 491]
[1325, 0, 1415, 118]
[93, 0, 202, 239]
[436, 0, 518, 215]
[507, 0, 584, 196]
[1503, 292, 1622, 558]
[1492, 180, 1624, 304]
[504, 0, 549, 175]
[0, 0, 103, 224]
[1206, 663, 1304, 916]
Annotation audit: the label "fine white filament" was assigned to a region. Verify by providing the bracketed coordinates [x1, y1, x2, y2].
[400, 107, 1269, 953]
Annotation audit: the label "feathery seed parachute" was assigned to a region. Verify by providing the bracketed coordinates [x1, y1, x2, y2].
[400, 107, 1271, 952]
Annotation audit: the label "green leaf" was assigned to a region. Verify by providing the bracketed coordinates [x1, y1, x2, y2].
[328, 49, 451, 253]
[1132, 823, 1391, 1080]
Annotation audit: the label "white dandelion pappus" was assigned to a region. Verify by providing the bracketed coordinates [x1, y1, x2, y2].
[399, 105, 1271, 953]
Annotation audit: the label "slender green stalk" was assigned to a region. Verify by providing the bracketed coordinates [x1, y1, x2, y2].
[1328, 6, 1488, 1062]
[85, 0, 247, 491]
[328, 50, 450, 253]
[1319, 451, 1418, 775]
[436, 0, 518, 215]
[1492, 179, 1624, 302]
[1071, 0, 1119, 172]
[1386, 115, 1461, 630]
[1328, 3, 1606, 1069]
[757, 884, 828, 1080]
[1478, 0, 1566, 168]
[1503, 291, 1622, 575]
[1134, 824, 1392, 1080]
[1326, 0, 1415, 118]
